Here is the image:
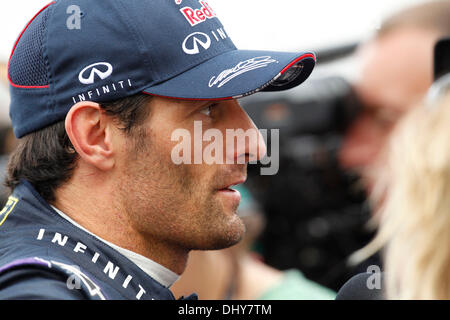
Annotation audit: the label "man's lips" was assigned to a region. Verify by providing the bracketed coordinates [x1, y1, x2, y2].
[217, 177, 247, 191]
[216, 186, 241, 207]
[215, 177, 246, 207]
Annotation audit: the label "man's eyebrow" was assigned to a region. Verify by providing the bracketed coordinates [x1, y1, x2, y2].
[187, 100, 216, 110]
[173, 99, 209, 107]
[194, 100, 213, 108]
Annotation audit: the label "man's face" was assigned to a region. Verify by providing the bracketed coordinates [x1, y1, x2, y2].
[339, 28, 438, 177]
[114, 97, 266, 251]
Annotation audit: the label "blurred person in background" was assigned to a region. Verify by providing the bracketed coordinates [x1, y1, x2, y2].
[171, 185, 335, 300]
[340, 0, 450, 189]
[243, 0, 450, 292]
[342, 88, 450, 300]
[337, 0, 450, 279]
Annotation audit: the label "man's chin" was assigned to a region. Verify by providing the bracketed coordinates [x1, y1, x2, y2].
[202, 216, 246, 250]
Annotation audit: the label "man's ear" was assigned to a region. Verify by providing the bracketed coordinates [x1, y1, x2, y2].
[65, 101, 115, 171]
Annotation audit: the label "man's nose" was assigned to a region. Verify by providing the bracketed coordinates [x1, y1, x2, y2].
[225, 101, 267, 164]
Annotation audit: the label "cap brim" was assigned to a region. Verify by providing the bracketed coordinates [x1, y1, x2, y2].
[142, 49, 315, 100]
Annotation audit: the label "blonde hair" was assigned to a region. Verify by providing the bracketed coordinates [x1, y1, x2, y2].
[351, 93, 450, 299]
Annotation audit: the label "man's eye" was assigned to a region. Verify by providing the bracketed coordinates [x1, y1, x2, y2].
[200, 103, 218, 117]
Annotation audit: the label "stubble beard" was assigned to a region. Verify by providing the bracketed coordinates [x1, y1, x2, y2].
[117, 136, 245, 252]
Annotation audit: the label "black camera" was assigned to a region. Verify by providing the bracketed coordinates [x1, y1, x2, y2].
[240, 76, 379, 291]
[434, 37, 450, 81]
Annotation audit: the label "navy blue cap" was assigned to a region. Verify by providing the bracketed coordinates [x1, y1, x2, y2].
[8, 0, 316, 138]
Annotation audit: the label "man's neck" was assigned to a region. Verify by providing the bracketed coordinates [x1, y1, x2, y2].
[52, 174, 189, 275]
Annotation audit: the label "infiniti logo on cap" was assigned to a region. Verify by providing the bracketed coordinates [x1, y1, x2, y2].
[79, 62, 114, 85]
[182, 32, 211, 55]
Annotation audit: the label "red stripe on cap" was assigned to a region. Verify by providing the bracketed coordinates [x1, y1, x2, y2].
[7, 1, 55, 89]
[280, 53, 316, 75]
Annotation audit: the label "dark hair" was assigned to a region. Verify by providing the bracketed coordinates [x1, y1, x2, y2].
[5, 93, 153, 202]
